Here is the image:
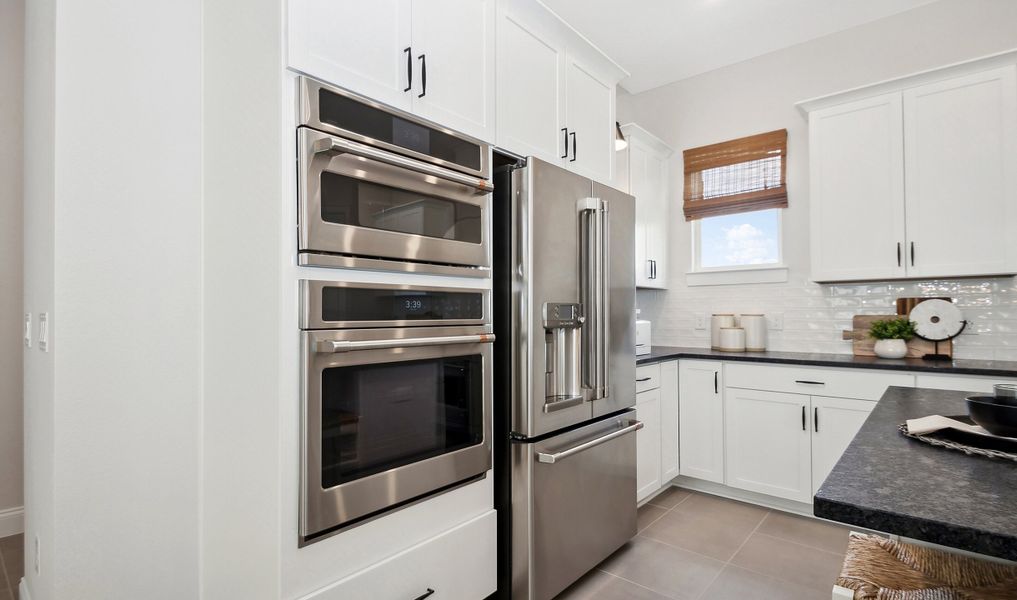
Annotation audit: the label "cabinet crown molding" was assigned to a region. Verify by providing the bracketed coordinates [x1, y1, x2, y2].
[619, 123, 673, 157]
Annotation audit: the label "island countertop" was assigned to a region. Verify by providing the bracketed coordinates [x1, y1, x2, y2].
[813, 386, 1017, 560]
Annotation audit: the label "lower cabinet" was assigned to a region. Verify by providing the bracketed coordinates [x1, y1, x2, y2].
[725, 388, 812, 504]
[635, 387, 661, 502]
[678, 360, 725, 484]
[660, 360, 679, 482]
[811, 396, 875, 495]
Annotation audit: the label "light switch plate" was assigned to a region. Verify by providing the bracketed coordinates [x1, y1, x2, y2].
[24, 313, 31, 348]
[38, 313, 49, 352]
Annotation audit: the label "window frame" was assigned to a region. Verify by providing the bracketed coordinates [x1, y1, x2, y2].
[688, 207, 789, 286]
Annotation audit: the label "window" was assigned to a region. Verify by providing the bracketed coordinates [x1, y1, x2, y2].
[684, 130, 788, 283]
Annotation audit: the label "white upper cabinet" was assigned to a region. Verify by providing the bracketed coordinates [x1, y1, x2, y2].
[288, 0, 495, 142]
[410, 0, 496, 142]
[803, 57, 1017, 282]
[809, 93, 906, 282]
[288, 0, 413, 111]
[902, 66, 1017, 279]
[620, 124, 673, 289]
[495, 0, 626, 184]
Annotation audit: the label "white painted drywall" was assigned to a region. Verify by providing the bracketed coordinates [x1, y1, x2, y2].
[0, 0, 25, 531]
[619, 0, 1017, 356]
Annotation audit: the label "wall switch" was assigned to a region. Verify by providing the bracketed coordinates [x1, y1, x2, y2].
[34, 534, 40, 575]
[24, 313, 31, 348]
[766, 313, 784, 331]
[694, 314, 708, 330]
[38, 313, 49, 352]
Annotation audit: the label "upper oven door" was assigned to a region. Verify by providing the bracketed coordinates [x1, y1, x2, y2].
[298, 127, 492, 269]
[301, 326, 494, 541]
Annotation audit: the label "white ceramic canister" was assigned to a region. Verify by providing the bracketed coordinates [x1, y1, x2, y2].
[718, 327, 746, 352]
[740, 314, 767, 352]
[711, 314, 735, 350]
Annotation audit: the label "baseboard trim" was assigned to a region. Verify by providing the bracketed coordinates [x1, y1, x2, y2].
[0, 506, 23, 538]
[19, 579, 30, 600]
[670, 477, 816, 517]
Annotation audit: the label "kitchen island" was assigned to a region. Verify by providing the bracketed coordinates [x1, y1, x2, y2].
[814, 386, 1017, 561]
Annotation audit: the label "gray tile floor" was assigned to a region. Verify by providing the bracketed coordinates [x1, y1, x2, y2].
[556, 487, 850, 600]
[0, 534, 21, 600]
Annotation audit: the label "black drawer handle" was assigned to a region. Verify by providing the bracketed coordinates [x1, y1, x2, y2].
[413, 589, 435, 600]
[794, 380, 825, 385]
[636, 377, 652, 382]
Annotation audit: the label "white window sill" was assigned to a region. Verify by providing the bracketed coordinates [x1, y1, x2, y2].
[686, 265, 789, 286]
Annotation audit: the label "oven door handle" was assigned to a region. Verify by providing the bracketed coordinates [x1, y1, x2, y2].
[316, 333, 495, 354]
[535, 420, 642, 464]
[311, 136, 492, 193]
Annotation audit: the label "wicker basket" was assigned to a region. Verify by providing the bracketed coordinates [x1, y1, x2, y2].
[837, 533, 1017, 599]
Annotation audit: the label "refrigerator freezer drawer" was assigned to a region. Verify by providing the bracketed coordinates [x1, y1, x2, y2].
[512, 411, 640, 600]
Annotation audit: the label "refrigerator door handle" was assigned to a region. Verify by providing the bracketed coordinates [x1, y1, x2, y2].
[578, 197, 609, 399]
[536, 419, 643, 463]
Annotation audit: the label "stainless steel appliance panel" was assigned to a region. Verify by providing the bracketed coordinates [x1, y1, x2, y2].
[592, 182, 636, 417]
[511, 410, 640, 600]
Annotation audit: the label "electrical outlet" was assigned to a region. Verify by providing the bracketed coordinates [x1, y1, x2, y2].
[694, 314, 708, 330]
[34, 534, 40, 575]
[766, 313, 784, 331]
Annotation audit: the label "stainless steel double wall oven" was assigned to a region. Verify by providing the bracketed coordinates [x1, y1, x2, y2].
[300, 281, 494, 543]
[297, 76, 493, 275]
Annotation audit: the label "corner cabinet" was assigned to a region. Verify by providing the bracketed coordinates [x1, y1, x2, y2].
[618, 124, 673, 289]
[495, 0, 626, 185]
[803, 59, 1017, 282]
[288, 0, 496, 142]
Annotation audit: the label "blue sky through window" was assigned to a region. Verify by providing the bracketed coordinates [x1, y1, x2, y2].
[699, 209, 780, 268]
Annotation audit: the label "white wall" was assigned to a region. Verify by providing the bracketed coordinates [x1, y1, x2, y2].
[619, 0, 1017, 358]
[0, 0, 24, 534]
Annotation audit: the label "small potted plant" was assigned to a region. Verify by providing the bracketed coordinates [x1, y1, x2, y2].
[869, 317, 917, 359]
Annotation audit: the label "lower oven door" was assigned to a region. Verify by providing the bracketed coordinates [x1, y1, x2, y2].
[512, 411, 642, 600]
[301, 326, 493, 542]
[298, 127, 491, 269]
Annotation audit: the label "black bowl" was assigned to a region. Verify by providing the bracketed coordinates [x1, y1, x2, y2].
[966, 395, 1017, 438]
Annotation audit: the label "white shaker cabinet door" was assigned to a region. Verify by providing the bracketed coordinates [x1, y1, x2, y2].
[411, 0, 496, 142]
[725, 388, 812, 503]
[636, 388, 662, 502]
[903, 65, 1017, 279]
[495, 1, 566, 162]
[659, 360, 679, 483]
[678, 361, 725, 484]
[564, 52, 614, 184]
[288, 0, 413, 111]
[809, 92, 906, 282]
[810, 396, 875, 496]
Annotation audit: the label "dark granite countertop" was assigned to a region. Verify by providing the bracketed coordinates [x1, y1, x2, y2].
[636, 345, 1017, 377]
[814, 386, 1017, 560]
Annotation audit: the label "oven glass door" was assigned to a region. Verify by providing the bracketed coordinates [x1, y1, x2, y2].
[302, 330, 492, 541]
[299, 128, 491, 269]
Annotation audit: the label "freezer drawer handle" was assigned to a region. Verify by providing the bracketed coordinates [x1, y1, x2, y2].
[316, 333, 495, 354]
[535, 420, 643, 464]
[311, 135, 492, 192]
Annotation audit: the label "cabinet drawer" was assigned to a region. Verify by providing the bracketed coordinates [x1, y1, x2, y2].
[636, 363, 661, 393]
[306, 510, 496, 600]
[915, 374, 1017, 394]
[725, 363, 913, 400]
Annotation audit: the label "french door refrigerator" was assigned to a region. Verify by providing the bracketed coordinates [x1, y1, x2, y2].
[493, 157, 639, 600]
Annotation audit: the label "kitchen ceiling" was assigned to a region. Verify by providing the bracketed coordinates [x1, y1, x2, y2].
[542, 0, 939, 94]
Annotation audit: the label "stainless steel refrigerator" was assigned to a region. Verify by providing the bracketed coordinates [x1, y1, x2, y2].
[493, 157, 639, 600]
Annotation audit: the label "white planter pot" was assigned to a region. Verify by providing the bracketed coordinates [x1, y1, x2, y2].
[874, 338, 908, 359]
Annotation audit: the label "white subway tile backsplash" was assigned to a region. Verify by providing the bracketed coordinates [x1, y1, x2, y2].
[637, 276, 1017, 360]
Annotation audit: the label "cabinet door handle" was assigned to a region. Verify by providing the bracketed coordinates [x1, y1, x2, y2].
[714, 371, 718, 394]
[814, 406, 819, 432]
[417, 54, 427, 98]
[910, 242, 915, 267]
[897, 242, 901, 267]
[413, 589, 435, 600]
[403, 47, 412, 92]
[801, 405, 806, 431]
[570, 131, 577, 162]
[652, 260, 657, 279]
[561, 128, 569, 158]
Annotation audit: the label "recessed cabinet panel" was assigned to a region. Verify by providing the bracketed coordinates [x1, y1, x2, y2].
[903, 66, 1017, 278]
[660, 360, 679, 483]
[811, 396, 874, 496]
[636, 388, 662, 502]
[678, 361, 724, 484]
[809, 93, 906, 282]
[565, 53, 614, 184]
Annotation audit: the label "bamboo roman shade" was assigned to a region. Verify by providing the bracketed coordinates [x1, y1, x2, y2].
[682, 129, 788, 221]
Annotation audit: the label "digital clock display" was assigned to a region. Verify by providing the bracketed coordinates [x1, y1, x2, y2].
[404, 298, 425, 312]
[320, 287, 484, 323]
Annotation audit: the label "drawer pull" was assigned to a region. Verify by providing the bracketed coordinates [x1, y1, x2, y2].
[794, 380, 825, 386]
[413, 589, 435, 600]
[636, 377, 652, 382]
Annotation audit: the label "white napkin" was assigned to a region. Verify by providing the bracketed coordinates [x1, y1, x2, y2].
[906, 414, 1006, 438]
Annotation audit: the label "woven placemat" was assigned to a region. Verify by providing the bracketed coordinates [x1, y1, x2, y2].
[899, 422, 1017, 462]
